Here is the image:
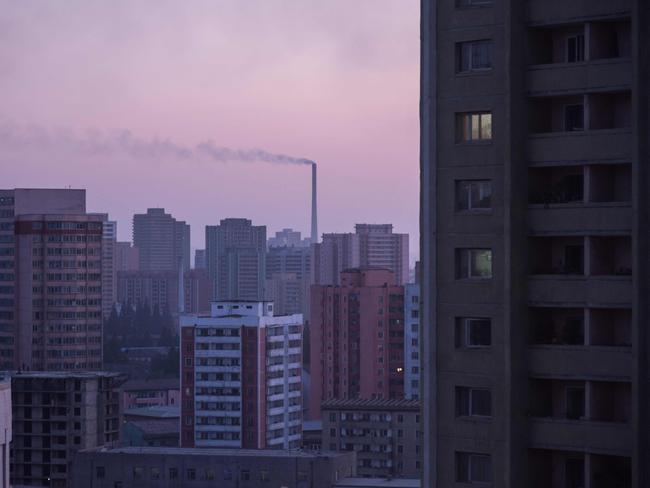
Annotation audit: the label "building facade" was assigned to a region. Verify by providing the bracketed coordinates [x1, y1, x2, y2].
[268, 228, 311, 248]
[322, 399, 421, 479]
[115, 241, 139, 272]
[0, 376, 10, 488]
[205, 219, 266, 301]
[194, 249, 206, 270]
[312, 225, 409, 286]
[265, 245, 311, 316]
[99, 218, 117, 318]
[10, 371, 124, 488]
[120, 378, 179, 411]
[355, 224, 409, 286]
[70, 446, 356, 488]
[404, 284, 420, 401]
[309, 269, 405, 420]
[0, 189, 92, 370]
[421, 1, 644, 486]
[180, 301, 303, 450]
[132, 208, 190, 273]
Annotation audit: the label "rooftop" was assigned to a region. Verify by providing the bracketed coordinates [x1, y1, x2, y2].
[126, 419, 179, 435]
[121, 378, 178, 392]
[9, 371, 124, 380]
[85, 446, 350, 459]
[123, 406, 180, 419]
[322, 398, 421, 411]
[335, 478, 420, 488]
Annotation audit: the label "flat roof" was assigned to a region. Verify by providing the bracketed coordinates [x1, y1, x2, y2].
[123, 406, 180, 419]
[84, 446, 351, 459]
[322, 398, 421, 411]
[9, 371, 124, 380]
[335, 478, 421, 488]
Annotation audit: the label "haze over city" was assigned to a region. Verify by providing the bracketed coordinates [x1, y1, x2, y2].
[0, 1, 419, 256]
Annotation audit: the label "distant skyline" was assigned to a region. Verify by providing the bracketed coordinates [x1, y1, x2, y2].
[0, 1, 419, 259]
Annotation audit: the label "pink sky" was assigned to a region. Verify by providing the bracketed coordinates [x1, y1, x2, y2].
[0, 1, 419, 259]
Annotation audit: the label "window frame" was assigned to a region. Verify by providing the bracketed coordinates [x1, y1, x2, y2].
[456, 386, 492, 418]
[456, 39, 493, 73]
[456, 317, 492, 348]
[456, 451, 493, 484]
[566, 33, 586, 63]
[455, 112, 493, 143]
[455, 248, 493, 280]
[455, 179, 493, 212]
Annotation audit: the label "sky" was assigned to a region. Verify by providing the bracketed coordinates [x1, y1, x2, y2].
[0, 1, 420, 261]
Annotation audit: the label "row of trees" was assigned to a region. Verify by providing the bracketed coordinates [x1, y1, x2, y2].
[103, 301, 178, 365]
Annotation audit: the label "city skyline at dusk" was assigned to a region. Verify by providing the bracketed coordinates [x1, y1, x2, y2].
[0, 1, 419, 256]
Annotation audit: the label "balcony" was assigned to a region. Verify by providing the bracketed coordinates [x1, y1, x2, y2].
[528, 203, 631, 235]
[528, 346, 632, 379]
[527, 59, 631, 96]
[528, 129, 632, 164]
[528, 275, 631, 307]
[529, 418, 631, 456]
[527, 0, 631, 25]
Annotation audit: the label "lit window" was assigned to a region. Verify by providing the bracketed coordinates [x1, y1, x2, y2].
[456, 180, 492, 211]
[456, 249, 492, 279]
[456, 112, 492, 142]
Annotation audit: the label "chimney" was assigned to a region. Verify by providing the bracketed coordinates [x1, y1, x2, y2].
[311, 163, 318, 243]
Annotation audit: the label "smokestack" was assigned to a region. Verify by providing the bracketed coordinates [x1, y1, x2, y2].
[311, 163, 318, 244]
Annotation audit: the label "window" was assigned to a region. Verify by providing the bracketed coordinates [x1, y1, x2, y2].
[169, 468, 178, 479]
[566, 387, 585, 420]
[456, 112, 492, 142]
[456, 0, 492, 7]
[566, 458, 585, 488]
[456, 249, 492, 279]
[96, 467, 105, 479]
[456, 180, 492, 211]
[456, 387, 492, 417]
[567, 34, 585, 63]
[260, 470, 270, 481]
[133, 467, 143, 480]
[223, 469, 232, 480]
[456, 318, 492, 348]
[187, 468, 196, 480]
[151, 468, 160, 480]
[564, 104, 584, 131]
[456, 452, 493, 483]
[457, 40, 492, 73]
[241, 470, 250, 481]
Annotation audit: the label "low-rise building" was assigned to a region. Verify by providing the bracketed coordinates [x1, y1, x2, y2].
[10, 371, 125, 488]
[120, 378, 179, 411]
[70, 446, 356, 488]
[121, 420, 179, 448]
[321, 399, 421, 479]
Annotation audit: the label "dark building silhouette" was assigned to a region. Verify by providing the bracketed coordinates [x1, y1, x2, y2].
[421, 1, 645, 486]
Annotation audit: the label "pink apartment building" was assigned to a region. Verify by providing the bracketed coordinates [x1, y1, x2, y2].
[120, 378, 180, 410]
[309, 268, 405, 420]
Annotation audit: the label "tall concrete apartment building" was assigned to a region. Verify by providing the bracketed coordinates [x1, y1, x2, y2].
[309, 269, 405, 420]
[10, 371, 124, 488]
[421, 1, 644, 486]
[115, 241, 139, 272]
[205, 219, 266, 301]
[312, 225, 409, 286]
[99, 218, 117, 318]
[133, 208, 190, 272]
[404, 283, 421, 400]
[180, 301, 303, 450]
[0, 189, 104, 371]
[0, 377, 10, 488]
[356, 225, 409, 285]
[265, 245, 311, 316]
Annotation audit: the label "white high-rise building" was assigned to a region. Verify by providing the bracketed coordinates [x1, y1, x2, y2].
[180, 301, 303, 450]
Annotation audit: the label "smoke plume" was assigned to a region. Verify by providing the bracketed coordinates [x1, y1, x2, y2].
[0, 122, 314, 166]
